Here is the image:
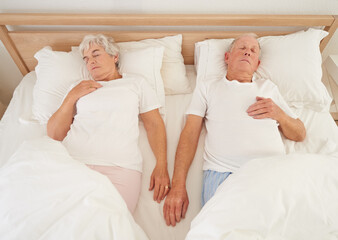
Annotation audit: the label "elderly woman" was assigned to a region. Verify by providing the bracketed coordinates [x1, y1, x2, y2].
[47, 34, 170, 213]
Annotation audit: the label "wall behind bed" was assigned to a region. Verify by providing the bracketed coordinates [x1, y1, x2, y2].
[0, 0, 337, 107]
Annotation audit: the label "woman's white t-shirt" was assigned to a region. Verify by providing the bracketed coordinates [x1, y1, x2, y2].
[186, 75, 297, 173]
[62, 75, 161, 172]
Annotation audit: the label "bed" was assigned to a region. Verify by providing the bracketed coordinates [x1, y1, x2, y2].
[0, 13, 337, 240]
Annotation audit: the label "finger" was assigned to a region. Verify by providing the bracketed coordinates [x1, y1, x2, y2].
[256, 96, 265, 101]
[164, 203, 171, 226]
[166, 205, 172, 226]
[149, 174, 154, 190]
[247, 107, 268, 116]
[169, 207, 177, 226]
[157, 185, 165, 203]
[163, 186, 170, 199]
[175, 203, 183, 223]
[153, 183, 160, 201]
[247, 101, 269, 113]
[163, 202, 167, 218]
[253, 113, 269, 119]
[182, 200, 189, 219]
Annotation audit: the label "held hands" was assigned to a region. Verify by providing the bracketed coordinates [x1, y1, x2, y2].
[247, 96, 285, 121]
[149, 163, 170, 203]
[67, 80, 102, 102]
[163, 185, 189, 226]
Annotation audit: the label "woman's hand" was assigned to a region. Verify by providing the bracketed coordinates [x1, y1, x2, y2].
[149, 163, 170, 203]
[67, 80, 102, 102]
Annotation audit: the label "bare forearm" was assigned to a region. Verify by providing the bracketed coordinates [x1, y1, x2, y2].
[145, 120, 167, 166]
[278, 116, 306, 142]
[172, 127, 201, 188]
[47, 97, 76, 141]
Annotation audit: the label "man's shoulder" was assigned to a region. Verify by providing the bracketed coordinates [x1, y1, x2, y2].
[254, 76, 277, 89]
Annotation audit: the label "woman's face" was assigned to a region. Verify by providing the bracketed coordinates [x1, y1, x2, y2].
[82, 43, 118, 81]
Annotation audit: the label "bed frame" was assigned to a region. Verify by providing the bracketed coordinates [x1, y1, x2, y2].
[0, 13, 337, 76]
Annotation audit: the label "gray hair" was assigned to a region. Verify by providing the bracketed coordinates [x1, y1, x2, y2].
[228, 33, 261, 54]
[79, 34, 120, 69]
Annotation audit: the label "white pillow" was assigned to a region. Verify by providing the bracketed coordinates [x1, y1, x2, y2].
[194, 28, 332, 112]
[118, 47, 165, 112]
[118, 34, 191, 95]
[194, 38, 234, 81]
[33, 45, 164, 124]
[33, 47, 85, 123]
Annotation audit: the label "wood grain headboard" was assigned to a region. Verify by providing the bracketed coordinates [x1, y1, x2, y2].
[0, 13, 337, 76]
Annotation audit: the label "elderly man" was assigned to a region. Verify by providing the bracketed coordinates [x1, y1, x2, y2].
[163, 33, 306, 226]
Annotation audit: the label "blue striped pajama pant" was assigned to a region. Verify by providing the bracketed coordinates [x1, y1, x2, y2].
[201, 170, 232, 207]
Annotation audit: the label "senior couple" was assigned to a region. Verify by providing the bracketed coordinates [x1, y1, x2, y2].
[47, 34, 306, 223]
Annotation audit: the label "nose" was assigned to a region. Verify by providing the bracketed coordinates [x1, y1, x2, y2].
[244, 52, 251, 56]
[87, 57, 96, 65]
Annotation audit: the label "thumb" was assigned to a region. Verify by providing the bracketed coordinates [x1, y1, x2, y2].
[149, 174, 155, 190]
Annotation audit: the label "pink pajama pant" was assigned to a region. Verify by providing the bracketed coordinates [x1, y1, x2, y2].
[86, 164, 142, 213]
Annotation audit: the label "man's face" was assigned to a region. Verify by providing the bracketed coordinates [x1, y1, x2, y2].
[225, 36, 261, 75]
[83, 44, 118, 81]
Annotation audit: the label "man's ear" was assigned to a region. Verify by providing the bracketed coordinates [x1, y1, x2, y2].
[224, 52, 229, 64]
[256, 59, 261, 69]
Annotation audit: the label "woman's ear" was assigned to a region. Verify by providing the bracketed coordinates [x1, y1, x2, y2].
[114, 54, 119, 63]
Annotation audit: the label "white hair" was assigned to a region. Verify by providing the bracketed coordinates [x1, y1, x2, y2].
[79, 34, 120, 68]
[228, 33, 261, 53]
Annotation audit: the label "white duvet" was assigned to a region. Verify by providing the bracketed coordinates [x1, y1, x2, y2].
[0, 136, 148, 240]
[186, 153, 338, 240]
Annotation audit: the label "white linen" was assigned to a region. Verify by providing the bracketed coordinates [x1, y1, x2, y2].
[0, 136, 148, 240]
[1, 66, 337, 240]
[33, 45, 165, 124]
[186, 76, 296, 173]
[62, 75, 160, 172]
[0, 66, 200, 240]
[117, 34, 191, 95]
[283, 107, 338, 155]
[194, 28, 332, 112]
[186, 153, 338, 240]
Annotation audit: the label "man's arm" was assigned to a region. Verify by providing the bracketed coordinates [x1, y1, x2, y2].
[247, 96, 306, 141]
[163, 114, 204, 227]
[140, 109, 170, 203]
[47, 80, 102, 141]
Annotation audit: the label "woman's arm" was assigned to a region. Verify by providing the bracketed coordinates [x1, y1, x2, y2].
[140, 109, 170, 203]
[47, 80, 102, 141]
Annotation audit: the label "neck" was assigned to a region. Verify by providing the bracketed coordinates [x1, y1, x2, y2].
[103, 71, 122, 81]
[226, 70, 253, 83]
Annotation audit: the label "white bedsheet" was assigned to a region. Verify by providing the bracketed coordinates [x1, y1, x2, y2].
[186, 153, 338, 240]
[1, 66, 338, 240]
[0, 66, 201, 240]
[0, 136, 148, 240]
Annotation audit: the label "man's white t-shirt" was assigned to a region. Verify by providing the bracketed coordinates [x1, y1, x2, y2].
[62, 75, 161, 172]
[186, 75, 297, 173]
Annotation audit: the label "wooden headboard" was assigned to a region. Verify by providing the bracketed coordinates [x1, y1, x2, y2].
[0, 13, 337, 76]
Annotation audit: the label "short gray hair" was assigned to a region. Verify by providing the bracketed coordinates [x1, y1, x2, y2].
[228, 33, 261, 53]
[79, 34, 120, 68]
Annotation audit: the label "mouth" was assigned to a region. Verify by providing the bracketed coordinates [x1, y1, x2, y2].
[91, 66, 99, 71]
[240, 59, 250, 64]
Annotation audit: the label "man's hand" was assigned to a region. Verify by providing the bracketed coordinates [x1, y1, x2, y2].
[247, 96, 306, 141]
[149, 164, 170, 203]
[163, 185, 189, 227]
[247, 96, 285, 121]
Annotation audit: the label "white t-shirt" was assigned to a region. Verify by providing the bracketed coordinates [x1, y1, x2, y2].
[62, 75, 161, 172]
[186, 75, 297, 173]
